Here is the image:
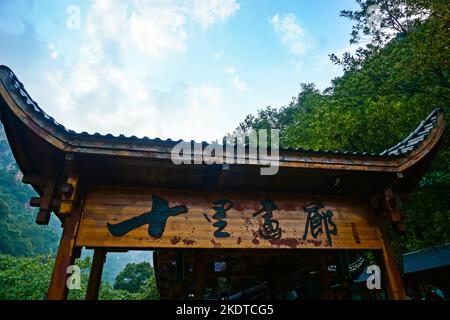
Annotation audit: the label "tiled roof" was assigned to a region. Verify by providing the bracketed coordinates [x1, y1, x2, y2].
[380, 109, 441, 156]
[0, 65, 443, 158]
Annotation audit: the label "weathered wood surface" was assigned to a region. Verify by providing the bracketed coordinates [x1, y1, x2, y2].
[76, 187, 382, 250]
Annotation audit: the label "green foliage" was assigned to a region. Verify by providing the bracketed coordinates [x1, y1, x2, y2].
[0, 254, 54, 299]
[0, 255, 159, 300]
[67, 257, 144, 300]
[114, 262, 154, 294]
[231, 0, 450, 252]
[400, 157, 450, 252]
[135, 274, 159, 300]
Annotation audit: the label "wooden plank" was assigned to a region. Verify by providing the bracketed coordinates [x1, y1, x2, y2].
[76, 186, 382, 250]
[85, 249, 107, 300]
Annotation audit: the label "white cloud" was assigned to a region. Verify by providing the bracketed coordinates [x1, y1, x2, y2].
[41, 62, 225, 141]
[153, 85, 224, 141]
[31, 0, 243, 141]
[86, 0, 187, 58]
[224, 66, 235, 75]
[84, 0, 240, 58]
[224, 66, 247, 92]
[186, 85, 221, 106]
[270, 13, 309, 55]
[48, 42, 59, 60]
[190, 0, 240, 29]
[129, 5, 187, 57]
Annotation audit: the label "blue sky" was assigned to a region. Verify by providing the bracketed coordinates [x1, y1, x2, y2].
[0, 0, 359, 142]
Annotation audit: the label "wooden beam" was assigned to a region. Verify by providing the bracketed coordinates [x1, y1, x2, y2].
[85, 249, 107, 300]
[376, 216, 406, 300]
[22, 174, 49, 186]
[383, 188, 405, 232]
[29, 197, 61, 209]
[193, 250, 205, 300]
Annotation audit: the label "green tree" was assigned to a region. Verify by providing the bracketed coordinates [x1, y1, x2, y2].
[114, 262, 155, 294]
[0, 254, 54, 299]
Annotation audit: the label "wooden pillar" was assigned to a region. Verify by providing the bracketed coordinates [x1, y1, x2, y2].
[377, 216, 406, 300]
[86, 249, 107, 300]
[47, 155, 83, 300]
[193, 250, 205, 300]
[319, 253, 333, 300]
[47, 201, 83, 300]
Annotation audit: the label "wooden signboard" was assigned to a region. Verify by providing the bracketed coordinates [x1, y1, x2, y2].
[76, 187, 382, 250]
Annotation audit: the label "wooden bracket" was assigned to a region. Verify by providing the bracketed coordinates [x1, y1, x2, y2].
[30, 195, 60, 225]
[58, 154, 79, 217]
[29, 179, 56, 225]
[29, 197, 61, 208]
[383, 188, 406, 232]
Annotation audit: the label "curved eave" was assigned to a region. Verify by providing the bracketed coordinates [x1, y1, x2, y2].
[0, 65, 445, 175]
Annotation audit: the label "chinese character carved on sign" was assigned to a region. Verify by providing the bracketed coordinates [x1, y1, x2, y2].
[107, 195, 188, 238]
[302, 202, 337, 246]
[253, 200, 282, 240]
[204, 199, 233, 238]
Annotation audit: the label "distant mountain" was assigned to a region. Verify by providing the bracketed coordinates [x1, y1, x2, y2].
[0, 124, 61, 256]
[0, 124, 14, 171]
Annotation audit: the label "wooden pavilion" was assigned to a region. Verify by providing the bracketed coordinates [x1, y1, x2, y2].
[0, 65, 445, 300]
